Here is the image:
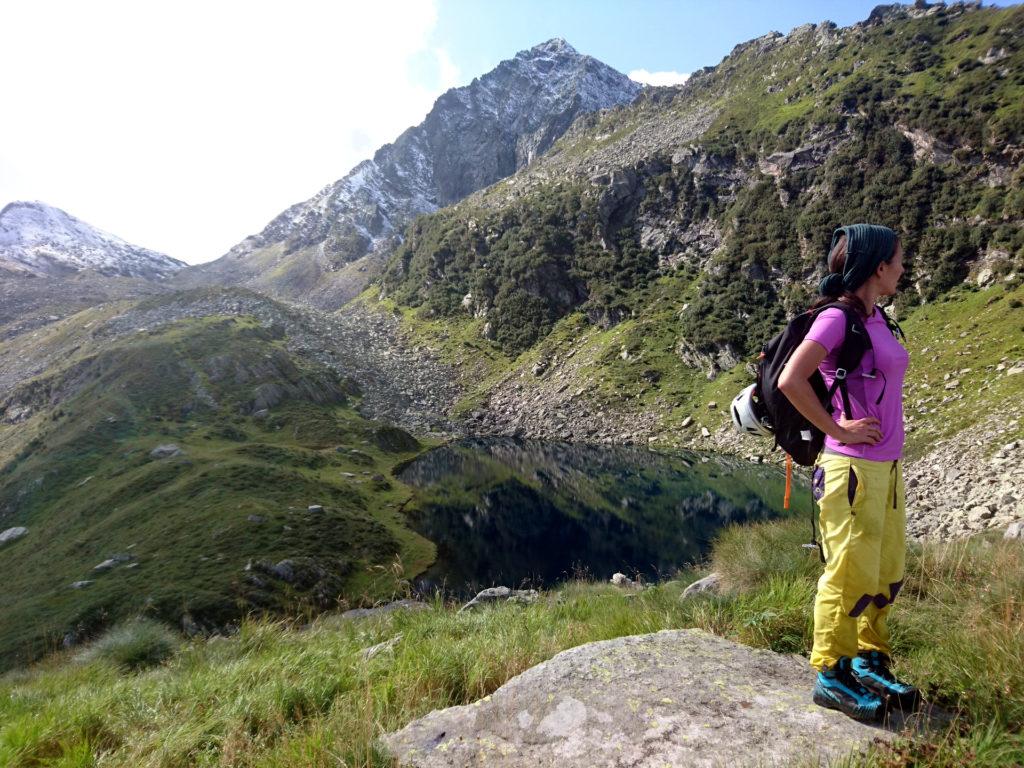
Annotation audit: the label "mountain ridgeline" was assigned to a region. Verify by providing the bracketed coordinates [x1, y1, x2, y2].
[176, 39, 642, 309]
[378, 2, 1024, 368]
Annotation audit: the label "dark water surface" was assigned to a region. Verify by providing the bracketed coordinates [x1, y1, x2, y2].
[398, 438, 807, 596]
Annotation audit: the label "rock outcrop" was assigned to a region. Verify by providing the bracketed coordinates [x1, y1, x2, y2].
[382, 628, 924, 767]
[0, 526, 28, 546]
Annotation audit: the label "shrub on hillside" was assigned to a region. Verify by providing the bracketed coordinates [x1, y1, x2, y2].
[76, 617, 180, 671]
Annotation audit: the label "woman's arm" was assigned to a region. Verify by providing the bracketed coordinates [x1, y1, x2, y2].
[778, 339, 882, 446]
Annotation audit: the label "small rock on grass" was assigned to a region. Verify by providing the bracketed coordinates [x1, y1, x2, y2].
[610, 572, 643, 590]
[459, 586, 539, 612]
[340, 599, 430, 620]
[0, 527, 28, 546]
[362, 633, 403, 661]
[150, 444, 184, 459]
[681, 572, 721, 599]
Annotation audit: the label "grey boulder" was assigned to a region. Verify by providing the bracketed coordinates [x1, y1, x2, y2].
[682, 572, 722, 598]
[381, 628, 909, 767]
[93, 553, 134, 572]
[610, 572, 642, 590]
[150, 443, 184, 459]
[459, 587, 540, 612]
[0, 526, 28, 546]
[362, 632, 403, 661]
[340, 599, 431, 620]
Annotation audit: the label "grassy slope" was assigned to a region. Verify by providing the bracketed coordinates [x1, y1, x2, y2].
[0, 301, 138, 464]
[898, 283, 1024, 456]
[700, 4, 1024, 141]
[0, 315, 436, 671]
[0, 518, 1019, 767]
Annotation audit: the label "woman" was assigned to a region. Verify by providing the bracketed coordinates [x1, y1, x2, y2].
[779, 223, 920, 723]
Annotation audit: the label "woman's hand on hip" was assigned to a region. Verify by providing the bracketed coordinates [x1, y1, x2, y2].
[837, 416, 883, 445]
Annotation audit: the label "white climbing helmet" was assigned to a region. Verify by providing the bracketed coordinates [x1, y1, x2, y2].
[730, 383, 772, 438]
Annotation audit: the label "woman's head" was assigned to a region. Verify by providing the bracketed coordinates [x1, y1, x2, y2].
[817, 224, 903, 314]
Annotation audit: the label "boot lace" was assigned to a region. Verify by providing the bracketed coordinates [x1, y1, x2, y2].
[862, 651, 898, 682]
[836, 658, 874, 698]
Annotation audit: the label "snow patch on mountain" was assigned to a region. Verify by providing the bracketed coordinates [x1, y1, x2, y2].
[0, 202, 184, 279]
[197, 38, 642, 285]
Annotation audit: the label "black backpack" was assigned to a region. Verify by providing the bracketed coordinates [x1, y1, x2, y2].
[752, 302, 905, 467]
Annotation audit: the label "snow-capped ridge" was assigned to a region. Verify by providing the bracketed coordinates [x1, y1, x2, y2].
[0, 201, 184, 280]
[182, 37, 641, 308]
[525, 38, 578, 56]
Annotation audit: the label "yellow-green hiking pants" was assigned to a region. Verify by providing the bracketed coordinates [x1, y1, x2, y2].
[810, 452, 905, 671]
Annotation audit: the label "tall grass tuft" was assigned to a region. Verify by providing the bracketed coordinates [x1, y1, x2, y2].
[75, 617, 180, 672]
[711, 515, 823, 591]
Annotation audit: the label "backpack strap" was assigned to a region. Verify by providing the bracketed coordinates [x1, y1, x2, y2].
[881, 308, 907, 343]
[813, 303, 870, 420]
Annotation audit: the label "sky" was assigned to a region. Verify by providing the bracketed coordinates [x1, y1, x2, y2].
[0, 1, 1015, 265]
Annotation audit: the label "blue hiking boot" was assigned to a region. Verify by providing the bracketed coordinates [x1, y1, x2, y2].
[812, 656, 885, 723]
[851, 650, 920, 712]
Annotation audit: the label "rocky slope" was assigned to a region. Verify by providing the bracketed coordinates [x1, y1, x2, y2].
[0, 201, 183, 279]
[0, 288, 461, 444]
[176, 39, 641, 309]
[0, 271, 171, 341]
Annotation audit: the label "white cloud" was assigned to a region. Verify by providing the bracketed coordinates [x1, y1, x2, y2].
[628, 69, 691, 87]
[0, 0, 455, 264]
[433, 48, 462, 92]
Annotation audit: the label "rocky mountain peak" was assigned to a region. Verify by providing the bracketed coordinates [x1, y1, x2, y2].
[526, 37, 577, 56]
[0, 201, 183, 280]
[179, 39, 642, 309]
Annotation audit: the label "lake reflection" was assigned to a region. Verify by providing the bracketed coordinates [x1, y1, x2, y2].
[399, 438, 805, 595]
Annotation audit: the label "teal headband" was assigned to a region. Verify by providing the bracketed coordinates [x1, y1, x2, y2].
[819, 223, 898, 297]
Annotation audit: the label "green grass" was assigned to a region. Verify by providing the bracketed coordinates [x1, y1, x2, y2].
[1, 517, 1020, 767]
[0, 315, 434, 672]
[898, 282, 1024, 458]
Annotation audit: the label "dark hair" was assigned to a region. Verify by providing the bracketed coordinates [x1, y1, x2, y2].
[810, 234, 900, 317]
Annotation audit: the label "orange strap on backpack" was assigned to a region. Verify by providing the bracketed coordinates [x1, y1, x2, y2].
[784, 453, 793, 510]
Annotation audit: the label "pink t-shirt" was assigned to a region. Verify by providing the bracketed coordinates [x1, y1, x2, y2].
[804, 306, 909, 461]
